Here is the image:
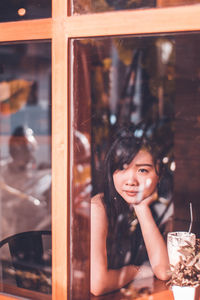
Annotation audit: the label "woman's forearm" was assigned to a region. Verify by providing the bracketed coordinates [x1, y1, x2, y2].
[91, 264, 139, 296]
[134, 205, 170, 280]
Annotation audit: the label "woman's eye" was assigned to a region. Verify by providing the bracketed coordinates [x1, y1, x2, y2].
[138, 168, 148, 173]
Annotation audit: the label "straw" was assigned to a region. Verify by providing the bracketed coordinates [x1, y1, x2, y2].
[188, 202, 193, 234]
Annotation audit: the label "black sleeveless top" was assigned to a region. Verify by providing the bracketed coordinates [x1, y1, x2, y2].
[106, 202, 170, 270]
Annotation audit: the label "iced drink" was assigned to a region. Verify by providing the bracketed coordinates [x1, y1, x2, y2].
[167, 231, 196, 268]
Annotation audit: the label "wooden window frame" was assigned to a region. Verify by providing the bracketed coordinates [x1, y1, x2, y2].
[0, 1, 200, 299]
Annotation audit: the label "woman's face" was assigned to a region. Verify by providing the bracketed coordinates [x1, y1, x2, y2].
[113, 149, 159, 205]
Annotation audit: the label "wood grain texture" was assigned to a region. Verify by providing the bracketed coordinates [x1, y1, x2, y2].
[0, 5, 200, 42]
[66, 5, 200, 38]
[0, 296, 18, 300]
[51, 0, 69, 300]
[0, 19, 52, 42]
[1, 283, 51, 300]
[157, 0, 200, 7]
[136, 290, 174, 300]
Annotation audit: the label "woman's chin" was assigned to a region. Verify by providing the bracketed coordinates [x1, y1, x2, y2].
[124, 196, 143, 205]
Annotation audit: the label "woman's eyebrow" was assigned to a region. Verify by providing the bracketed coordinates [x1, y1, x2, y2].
[135, 163, 153, 167]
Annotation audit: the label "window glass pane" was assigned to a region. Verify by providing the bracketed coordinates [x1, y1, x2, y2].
[71, 0, 200, 15]
[0, 42, 52, 298]
[72, 0, 156, 15]
[0, 0, 51, 23]
[71, 33, 200, 298]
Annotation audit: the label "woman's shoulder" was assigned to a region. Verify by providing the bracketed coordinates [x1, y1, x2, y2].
[91, 193, 108, 232]
[91, 193, 104, 205]
[91, 193, 107, 218]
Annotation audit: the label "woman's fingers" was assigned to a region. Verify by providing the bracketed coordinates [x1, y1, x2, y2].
[133, 190, 158, 207]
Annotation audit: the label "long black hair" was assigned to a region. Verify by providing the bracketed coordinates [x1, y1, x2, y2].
[102, 123, 172, 231]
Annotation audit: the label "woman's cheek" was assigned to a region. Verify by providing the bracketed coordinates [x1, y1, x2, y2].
[142, 176, 158, 197]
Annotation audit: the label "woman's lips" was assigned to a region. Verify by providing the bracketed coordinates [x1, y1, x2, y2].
[124, 191, 139, 197]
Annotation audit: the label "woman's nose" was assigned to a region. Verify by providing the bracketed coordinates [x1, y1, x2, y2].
[125, 169, 138, 186]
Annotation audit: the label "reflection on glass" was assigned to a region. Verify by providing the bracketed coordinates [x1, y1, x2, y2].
[72, 0, 156, 15]
[72, 0, 200, 14]
[0, 42, 51, 297]
[72, 33, 200, 298]
[0, 0, 51, 22]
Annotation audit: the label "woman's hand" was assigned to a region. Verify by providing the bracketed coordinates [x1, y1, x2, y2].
[133, 189, 158, 209]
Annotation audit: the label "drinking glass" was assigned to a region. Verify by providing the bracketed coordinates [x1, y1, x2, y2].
[167, 231, 196, 267]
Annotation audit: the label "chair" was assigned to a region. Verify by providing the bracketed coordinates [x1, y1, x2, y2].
[0, 230, 51, 293]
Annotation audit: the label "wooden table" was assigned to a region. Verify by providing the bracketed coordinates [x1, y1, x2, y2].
[91, 277, 174, 300]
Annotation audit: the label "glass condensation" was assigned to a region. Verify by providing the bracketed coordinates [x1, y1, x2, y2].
[71, 33, 200, 298]
[0, 0, 51, 22]
[0, 42, 52, 298]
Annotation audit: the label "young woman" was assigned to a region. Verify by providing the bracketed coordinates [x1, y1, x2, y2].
[91, 126, 171, 296]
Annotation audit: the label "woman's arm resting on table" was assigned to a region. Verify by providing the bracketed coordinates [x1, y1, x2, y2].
[134, 194, 170, 281]
[91, 199, 140, 296]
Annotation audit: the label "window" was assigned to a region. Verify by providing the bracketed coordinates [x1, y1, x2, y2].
[72, 32, 200, 298]
[0, 1, 200, 299]
[0, 42, 51, 299]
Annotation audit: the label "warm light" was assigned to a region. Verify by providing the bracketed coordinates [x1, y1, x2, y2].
[163, 156, 169, 164]
[110, 114, 117, 125]
[170, 161, 176, 172]
[34, 199, 40, 206]
[18, 8, 26, 17]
